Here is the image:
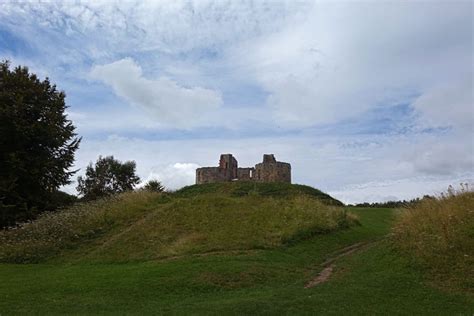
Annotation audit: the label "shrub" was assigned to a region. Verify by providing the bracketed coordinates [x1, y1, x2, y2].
[77, 156, 140, 200]
[143, 180, 165, 192]
[391, 186, 474, 291]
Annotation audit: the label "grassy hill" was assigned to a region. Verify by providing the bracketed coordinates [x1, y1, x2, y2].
[0, 183, 350, 263]
[176, 182, 344, 205]
[0, 184, 472, 314]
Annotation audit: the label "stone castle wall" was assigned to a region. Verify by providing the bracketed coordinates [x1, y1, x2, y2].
[195, 167, 226, 184]
[254, 161, 291, 183]
[237, 167, 255, 181]
[196, 154, 291, 184]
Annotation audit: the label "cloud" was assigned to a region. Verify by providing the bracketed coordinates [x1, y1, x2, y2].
[90, 58, 222, 128]
[228, 1, 472, 128]
[140, 163, 200, 191]
[3, 1, 473, 203]
[407, 137, 474, 176]
[413, 78, 473, 131]
[4, 1, 471, 131]
[329, 177, 474, 205]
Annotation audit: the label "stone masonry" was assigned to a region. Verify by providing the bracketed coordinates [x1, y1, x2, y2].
[196, 154, 291, 184]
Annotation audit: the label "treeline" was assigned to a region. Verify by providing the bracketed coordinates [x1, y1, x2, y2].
[349, 195, 435, 208]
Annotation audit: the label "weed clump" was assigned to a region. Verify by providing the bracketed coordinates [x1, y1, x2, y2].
[392, 186, 474, 292]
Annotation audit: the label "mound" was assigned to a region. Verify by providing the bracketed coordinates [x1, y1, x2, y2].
[0, 190, 355, 263]
[175, 182, 344, 206]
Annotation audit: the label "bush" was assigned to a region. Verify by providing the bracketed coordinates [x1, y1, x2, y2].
[143, 180, 165, 192]
[77, 156, 140, 200]
[392, 186, 474, 291]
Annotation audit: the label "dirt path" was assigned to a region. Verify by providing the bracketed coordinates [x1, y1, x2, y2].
[304, 242, 374, 288]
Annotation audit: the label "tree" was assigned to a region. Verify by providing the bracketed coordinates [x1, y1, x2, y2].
[143, 179, 165, 192]
[77, 156, 140, 200]
[0, 61, 81, 227]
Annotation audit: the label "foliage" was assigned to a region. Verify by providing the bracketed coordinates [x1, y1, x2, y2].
[76, 155, 140, 200]
[143, 179, 165, 192]
[48, 190, 78, 210]
[0, 60, 80, 228]
[0, 191, 356, 263]
[176, 182, 344, 205]
[392, 186, 474, 292]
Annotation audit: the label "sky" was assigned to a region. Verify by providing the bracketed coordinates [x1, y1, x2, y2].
[0, 0, 472, 203]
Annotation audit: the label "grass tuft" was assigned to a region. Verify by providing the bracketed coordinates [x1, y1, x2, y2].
[391, 188, 474, 292]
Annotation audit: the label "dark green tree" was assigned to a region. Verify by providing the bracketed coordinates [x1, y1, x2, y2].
[0, 61, 81, 227]
[143, 179, 165, 192]
[77, 156, 140, 200]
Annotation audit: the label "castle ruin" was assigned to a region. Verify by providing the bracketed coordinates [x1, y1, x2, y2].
[196, 154, 291, 184]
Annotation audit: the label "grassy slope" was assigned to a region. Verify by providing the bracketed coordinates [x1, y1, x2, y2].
[0, 189, 353, 263]
[70, 195, 350, 262]
[0, 207, 472, 314]
[175, 182, 344, 205]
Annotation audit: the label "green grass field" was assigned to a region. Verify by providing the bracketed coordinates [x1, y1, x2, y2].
[0, 206, 472, 314]
[0, 184, 472, 314]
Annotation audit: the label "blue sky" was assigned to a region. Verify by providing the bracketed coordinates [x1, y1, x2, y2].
[1, 1, 472, 203]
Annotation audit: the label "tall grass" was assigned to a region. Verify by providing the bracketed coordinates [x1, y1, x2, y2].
[0, 191, 357, 263]
[0, 191, 161, 263]
[392, 187, 474, 292]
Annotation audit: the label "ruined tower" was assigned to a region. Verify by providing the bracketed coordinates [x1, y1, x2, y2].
[195, 154, 238, 184]
[254, 154, 291, 183]
[196, 154, 291, 184]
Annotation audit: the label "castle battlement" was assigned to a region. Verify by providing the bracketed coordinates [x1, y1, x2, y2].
[196, 154, 291, 184]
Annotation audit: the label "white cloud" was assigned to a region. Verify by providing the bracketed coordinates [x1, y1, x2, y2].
[413, 78, 473, 131]
[140, 163, 200, 191]
[329, 177, 474, 205]
[3, 1, 473, 203]
[90, 58, 222, 128]
[405, 136, 474, 176]
[4, 1, 471, 130]
[227, 1, 472, 128]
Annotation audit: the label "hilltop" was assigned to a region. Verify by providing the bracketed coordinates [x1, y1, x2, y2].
[176, 182, 344, 206]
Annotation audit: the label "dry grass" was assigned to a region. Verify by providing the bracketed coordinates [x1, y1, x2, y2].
[392, 187, 474, 292]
